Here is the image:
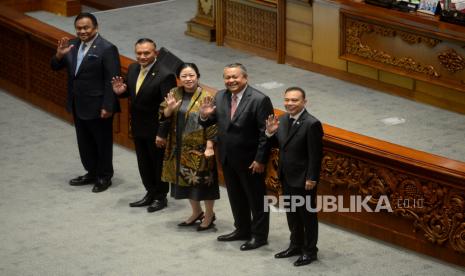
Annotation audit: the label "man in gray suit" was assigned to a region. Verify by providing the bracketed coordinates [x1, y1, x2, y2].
[199, 63, 274, 250]
[51, 13, 120, 193]
[265, 87, 323, 266]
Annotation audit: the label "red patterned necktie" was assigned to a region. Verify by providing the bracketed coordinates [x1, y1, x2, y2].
[231, 94, 238, 119]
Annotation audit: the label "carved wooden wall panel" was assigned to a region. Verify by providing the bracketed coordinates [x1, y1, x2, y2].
[0, 26, 27, 89]
[340, 11, 465, 92]
[29, 39, 67, 107]
[320, 150, 465, 255]
[224, 0, 277, 51]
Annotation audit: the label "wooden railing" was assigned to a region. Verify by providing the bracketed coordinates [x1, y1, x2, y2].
[0, 5, 464, 267]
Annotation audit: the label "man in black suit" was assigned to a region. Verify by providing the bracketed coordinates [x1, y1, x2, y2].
[265, 87, 323, 266]
[111, 38, 177, 212]
[199, 63, 274, 250]
[51, 13, 120, 193]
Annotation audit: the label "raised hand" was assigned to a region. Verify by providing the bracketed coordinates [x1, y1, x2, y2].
[111, 76, 127, 95]
[265, 114, 279, 135]
[199, 95, 216, 119]
[163, 91, 182, 117]
[56, 37, 74, 59]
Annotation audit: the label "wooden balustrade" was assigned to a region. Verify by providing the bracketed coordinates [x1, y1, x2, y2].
[0, 4, 464, 267]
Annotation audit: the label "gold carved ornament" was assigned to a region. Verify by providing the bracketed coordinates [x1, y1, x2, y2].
[345, 20, 440, 78]
[265, 148, 282, 197]
[200, 0, 213, 15]
[437, 49, 465, 73]
[320, 151, 465, 253]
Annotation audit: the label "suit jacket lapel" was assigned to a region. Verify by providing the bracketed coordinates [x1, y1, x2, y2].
[283, 110, 308, 147]
[71, 40, 80, 76]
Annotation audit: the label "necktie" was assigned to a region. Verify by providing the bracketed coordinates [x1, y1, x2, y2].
[136, 67, 148, 94]
[75, 43, 87, 75]
[230, 94, 238, 119]
[287, 117, 295, 135]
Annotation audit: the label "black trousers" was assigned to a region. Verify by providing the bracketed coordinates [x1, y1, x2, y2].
[282, 180, 318, 254]
[133, 137, 168, 199]
[73, 115, 114, 180]
[222, 161, 269, 241]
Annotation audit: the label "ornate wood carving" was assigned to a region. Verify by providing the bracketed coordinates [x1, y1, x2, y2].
[345, 19, 440, 78]
[185, 0, 216, 41]
[265, 148, 281, 197]
[225, 0, 277, 50]
[438, 49, 465, 73]
[321, 150, 465, 254]
[200, 0, 213, 15]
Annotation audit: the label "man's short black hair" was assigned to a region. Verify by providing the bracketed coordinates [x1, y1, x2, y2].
[285, 86, 306, 99]
[224, 63, 248, 77]
[135, 38, 157, 49]
[74, 12, 98, 27]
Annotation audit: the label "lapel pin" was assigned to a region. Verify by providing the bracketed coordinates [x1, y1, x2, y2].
[93, 45, 96, 48]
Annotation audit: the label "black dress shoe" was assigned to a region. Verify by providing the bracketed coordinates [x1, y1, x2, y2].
[274, 246, 301, 258]
[240, 237, 268, 251]
[217, 230, 251, 242]
[178, 212, 204, 227]
[92, 178, 112, 193]
[147, 198, 167, 213]
[129, 194, 154, 207]
[69, 174, 96, 186]
[197, 214, 216, 231]
[293, 253, 317, 266]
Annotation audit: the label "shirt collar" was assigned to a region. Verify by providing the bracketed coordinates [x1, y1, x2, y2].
[232, 84, 247, 100]
[81, 33, 98, 48]
[290, 108, 305, 121]
[141, 58, 156, 73]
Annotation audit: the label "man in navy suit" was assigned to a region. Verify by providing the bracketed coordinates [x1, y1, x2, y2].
[266, 87, 323, 266]
[111, 38, 178, 212]
[51, 13, 120, 193]
[199, 63, 274, 250]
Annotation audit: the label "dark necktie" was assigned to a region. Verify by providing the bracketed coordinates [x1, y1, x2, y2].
[288, 117, 295, 135]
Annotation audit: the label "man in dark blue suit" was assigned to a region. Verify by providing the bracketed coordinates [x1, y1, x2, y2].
[199, 63, 274, 250]
[51, 13, 120, 193]
[266, 87, 323, 266]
